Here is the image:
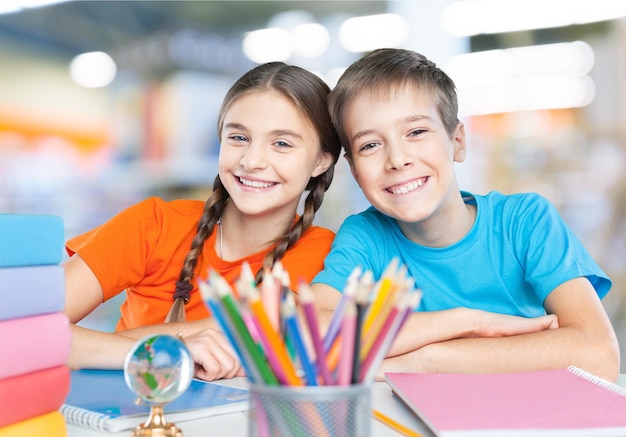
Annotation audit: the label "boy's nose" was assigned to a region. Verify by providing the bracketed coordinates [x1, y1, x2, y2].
[385, 140, 413, 170]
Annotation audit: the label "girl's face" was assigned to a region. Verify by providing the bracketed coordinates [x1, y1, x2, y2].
[343, 83, 466, 230]
[218, 89, 332, 220]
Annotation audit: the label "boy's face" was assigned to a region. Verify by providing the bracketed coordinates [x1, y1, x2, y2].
[342, 84, 466, 226]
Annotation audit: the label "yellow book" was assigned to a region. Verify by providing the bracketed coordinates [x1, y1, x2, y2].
[0, 411, 67, 437]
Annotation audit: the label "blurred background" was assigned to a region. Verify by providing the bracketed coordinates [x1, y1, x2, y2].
[1, 0, 625, 370]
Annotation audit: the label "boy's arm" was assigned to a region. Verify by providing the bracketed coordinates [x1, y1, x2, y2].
[311, 282, 558, 353]
[378, 277, 620, 382]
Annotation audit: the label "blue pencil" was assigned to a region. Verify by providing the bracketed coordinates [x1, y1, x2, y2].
[282, 293, 317, 386]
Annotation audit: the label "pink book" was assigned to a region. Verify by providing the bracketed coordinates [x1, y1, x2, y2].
[385, 367, 626, 436]
[0, 365, 70, 427]
[0, 312, 71, 379]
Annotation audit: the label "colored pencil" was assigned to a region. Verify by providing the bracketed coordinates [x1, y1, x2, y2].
[282, 293, 317, 386]
[298, 282, 333, 385]
[361, 291, 422, 383]
[210, 270, 279, 385]
[360, 265, 407, 360]
[261, 266, 281, 332]
[373, 409, 423, 437]
[362, 257, 399, 333]
[322, 266, 361, 353]
[336, 300, 357, 386]
[241, 282, 302, 386]
[352, 270, 373, 384]
[238, 262, 263, 345]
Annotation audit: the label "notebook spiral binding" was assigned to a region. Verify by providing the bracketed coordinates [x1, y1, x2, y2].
[567, 366, 626, 397]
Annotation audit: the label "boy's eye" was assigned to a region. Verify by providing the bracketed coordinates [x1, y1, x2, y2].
[408, 128, 426, 137]
[229, 134, 248, 142]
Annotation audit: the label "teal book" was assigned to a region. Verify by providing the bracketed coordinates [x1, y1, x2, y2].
[0, 214, 64, 267]
[62, 369, 249, 432]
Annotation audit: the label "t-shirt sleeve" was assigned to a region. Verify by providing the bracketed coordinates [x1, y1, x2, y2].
[280, 226, 335, 289]
[510, 193, 612, 301]
[65, 197, 163, 300]
[312, 212, 382, 293]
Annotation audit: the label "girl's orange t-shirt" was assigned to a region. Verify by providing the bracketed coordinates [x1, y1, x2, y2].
[66, 197, 335, 331]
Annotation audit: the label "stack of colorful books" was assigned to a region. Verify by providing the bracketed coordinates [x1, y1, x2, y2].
[0, 214, 71, 436]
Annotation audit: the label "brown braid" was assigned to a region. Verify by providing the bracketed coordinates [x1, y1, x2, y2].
[164, 176, 228, 322]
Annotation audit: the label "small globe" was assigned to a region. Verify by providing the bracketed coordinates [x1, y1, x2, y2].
[124, 334, 194, 406]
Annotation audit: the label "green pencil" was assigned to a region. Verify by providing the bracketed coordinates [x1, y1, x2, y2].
[210, 270, 279, 386]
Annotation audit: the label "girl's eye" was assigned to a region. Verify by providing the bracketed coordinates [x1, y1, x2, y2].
[359, 142, 378, 152]
[274, 140, 292, 149]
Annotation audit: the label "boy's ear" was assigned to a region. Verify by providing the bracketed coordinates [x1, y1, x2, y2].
[452, 122, 467, 163]
[311, 151, 334, 178]
[344, 153, 361, 186]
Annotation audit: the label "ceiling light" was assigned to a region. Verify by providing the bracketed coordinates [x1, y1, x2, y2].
[339, 13, 409, 53]
[446, 41, 594, 88]
[292, 23, 330, 58]
[242, 28, 293, 64]
[69, 51, 117, 88]
[442, 0, 626, 36]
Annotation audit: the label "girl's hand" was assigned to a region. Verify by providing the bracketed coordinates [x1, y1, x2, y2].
[471, 310, 559, 338]
[184, 328, 245, 381]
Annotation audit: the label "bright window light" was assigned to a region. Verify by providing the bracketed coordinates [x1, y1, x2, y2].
[442, 0, 626, 36]
[339, 13, 409, 53]
[458, 75, 595, 116]
[292, 23, 330, 58]
[242, 28, 293, 63]
[446, 41, 594, 88]
[69, 51, 117, 88]
[0, 0, 69, 14]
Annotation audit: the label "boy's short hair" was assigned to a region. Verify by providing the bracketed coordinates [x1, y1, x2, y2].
[329, 48, 460, 157]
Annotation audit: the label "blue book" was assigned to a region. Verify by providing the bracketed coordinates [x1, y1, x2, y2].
[0, 214, 64, 267]
[61, 369, 249, 432]
[0, 265, 65, 321]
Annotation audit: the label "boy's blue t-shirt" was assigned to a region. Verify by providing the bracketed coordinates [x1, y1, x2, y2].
[312, 191, 611, 316]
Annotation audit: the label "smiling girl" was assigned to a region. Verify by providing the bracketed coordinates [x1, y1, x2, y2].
[63, 62, 341, 380]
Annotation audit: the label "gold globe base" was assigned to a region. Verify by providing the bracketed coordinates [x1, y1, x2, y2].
[131, 405, 182, 437]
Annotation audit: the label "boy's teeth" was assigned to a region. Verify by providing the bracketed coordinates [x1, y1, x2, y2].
[240, 177, 274, 188]
[390, 179, 423, 195]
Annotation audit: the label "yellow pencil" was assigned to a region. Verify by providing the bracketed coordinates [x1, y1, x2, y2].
[363, 258, 399, 333]
[372, 408, 423, 437]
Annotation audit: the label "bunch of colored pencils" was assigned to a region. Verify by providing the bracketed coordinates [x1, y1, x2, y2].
[198, 257, 421, 386]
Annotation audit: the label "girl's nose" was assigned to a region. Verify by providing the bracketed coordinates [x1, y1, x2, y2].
[239, 142, 269, 170]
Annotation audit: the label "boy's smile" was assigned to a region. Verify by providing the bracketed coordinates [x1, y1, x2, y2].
[343, 83, 473, 246]
[386, 176, 427, 195]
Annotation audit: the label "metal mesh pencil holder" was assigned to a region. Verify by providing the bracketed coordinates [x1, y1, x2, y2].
[248, 383, 371, 437]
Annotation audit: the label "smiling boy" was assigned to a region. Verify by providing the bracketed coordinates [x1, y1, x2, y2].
[311, 48, 620, 381]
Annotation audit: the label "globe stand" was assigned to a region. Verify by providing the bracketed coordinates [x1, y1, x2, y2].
[131, 404, 182, 437]
[124, 334, 194, 437]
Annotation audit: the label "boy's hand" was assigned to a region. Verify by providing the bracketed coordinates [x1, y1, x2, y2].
[472, 311, 559, 338]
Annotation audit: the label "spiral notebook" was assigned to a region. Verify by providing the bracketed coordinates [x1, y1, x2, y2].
[62, 369, 249, 432]
[385, 366, 626, 436]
